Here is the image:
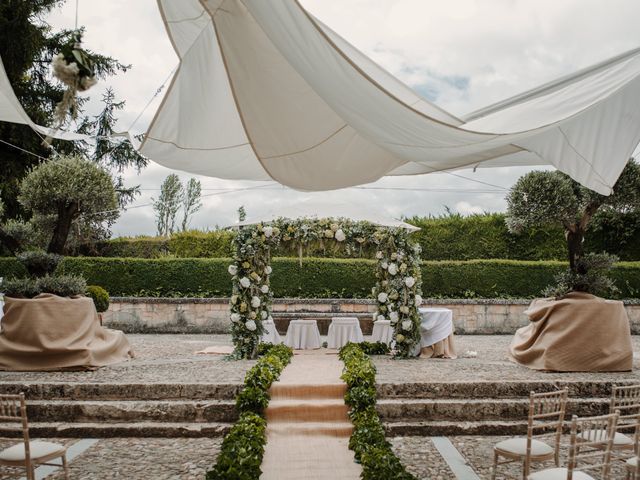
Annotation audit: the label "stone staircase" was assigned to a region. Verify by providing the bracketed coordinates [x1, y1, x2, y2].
[0, 379, 627, 438]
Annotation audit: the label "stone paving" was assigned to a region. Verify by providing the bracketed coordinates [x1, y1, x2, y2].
[0, 435, 630, 479]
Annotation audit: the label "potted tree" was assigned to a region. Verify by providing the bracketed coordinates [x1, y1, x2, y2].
[505, 160, 640, 371]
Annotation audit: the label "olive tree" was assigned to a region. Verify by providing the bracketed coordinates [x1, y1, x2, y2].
[506, 160, 640, 294]
[18, 155, 118, 254]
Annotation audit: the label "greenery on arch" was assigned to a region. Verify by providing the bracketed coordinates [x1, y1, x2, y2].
[227, 218, 423, 359]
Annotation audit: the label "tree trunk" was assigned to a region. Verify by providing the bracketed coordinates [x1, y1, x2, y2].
[48, 202, 78, 254]
[566, 227, 585, 274]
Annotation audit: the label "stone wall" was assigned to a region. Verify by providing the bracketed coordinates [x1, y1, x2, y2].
[103, 297, 640, 335]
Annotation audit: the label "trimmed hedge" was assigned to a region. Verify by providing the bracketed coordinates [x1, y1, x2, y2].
[62, 212, 640, 261]
[1, 257, 639, 299]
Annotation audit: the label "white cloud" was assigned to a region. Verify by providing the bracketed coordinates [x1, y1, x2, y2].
[43, 0, 640, 236]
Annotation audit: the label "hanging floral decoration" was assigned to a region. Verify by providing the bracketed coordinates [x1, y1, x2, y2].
[51, 33, 97, 128]
[228, 217, 422, 359]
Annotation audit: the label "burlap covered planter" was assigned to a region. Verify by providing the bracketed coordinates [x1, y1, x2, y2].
[0, 294, 133, 371]
[509, 292, 632, 372]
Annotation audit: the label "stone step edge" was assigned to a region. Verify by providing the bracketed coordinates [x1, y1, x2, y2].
[13, 422, 233, 438]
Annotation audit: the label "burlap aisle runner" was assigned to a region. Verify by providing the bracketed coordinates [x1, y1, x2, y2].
[260, 350, 362, 479]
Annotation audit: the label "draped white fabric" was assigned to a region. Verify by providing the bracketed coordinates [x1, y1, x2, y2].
[0, 57, 89, 142]
[144, 0, 640, 195]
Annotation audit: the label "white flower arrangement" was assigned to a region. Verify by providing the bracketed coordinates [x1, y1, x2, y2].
[396, 334, 405, 343]
[376, 251, 384, 259]
[228, 265, 238, 276]
[249, 311, 257, 319]
[391, 252, 398, 260]
[265, 266, 273, 275]
[377, 314, 386, 322]
[245, 320, 257, 331]
[261, 310, 268, 319]
[402, 320, 413, 331]
[230, 313, 241, 323]
[260, 285, 269, 294]
[400, 305, 410, 314]
[388, 263, 398, 275]
[381, 261, 388, 270]
[263, 226, 273, 237]
[404, 276, 416, 288]
[414, 294, 423, 307]
[389, 311, 399, 323]
[377, 292, 388, 303]
[230, 295, 239, 305]
[251, 296, 261, 308]
[334, 229, 346, 242]
[239, 277, 251, 288]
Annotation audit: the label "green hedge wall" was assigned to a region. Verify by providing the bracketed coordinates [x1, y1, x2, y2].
[2, 257, 639, 299]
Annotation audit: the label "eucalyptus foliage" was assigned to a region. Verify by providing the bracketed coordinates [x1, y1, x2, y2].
[228, 218, 422, 359]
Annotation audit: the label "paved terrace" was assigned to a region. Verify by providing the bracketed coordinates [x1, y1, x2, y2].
[0, 334, 638, 479]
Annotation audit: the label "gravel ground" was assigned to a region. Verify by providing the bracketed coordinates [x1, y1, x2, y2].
[390, 436, 454, 479]
[375, 335, 640, 384]
[0, 334, 255, 384]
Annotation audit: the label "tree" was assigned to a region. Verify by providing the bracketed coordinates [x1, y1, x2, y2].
[238, 205, 247, 222]
[181, 178, 202, 231]
[0, 1, 129, 220]
[153, 174, 183, 236]
[506, 160, 640, 293]
[3, 155, 118, 254]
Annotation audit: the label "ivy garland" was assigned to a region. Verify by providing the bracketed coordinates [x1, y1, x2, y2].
[227, 218, 423, 359]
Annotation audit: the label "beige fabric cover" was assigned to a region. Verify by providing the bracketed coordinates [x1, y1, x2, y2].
[529, 468, 594, 480]
[419, 334, 457, 359]
[0, 294, 133, 371]
[509, 292, 632, 372]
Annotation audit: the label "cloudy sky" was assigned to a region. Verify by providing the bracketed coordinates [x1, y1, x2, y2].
[46, 0, 640, 236]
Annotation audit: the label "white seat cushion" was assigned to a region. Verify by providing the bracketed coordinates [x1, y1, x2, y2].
[529, 468, 594, 480]
[495, 437, 554, 457]
[577, 430, 633, 446]
[0, 441, 65, 462]
[628, 456, 638, 469]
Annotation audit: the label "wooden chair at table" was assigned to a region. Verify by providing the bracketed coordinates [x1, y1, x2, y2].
[528, 412, 619, 479]
[578, 385, 640, 469]
[625, 413, 640, 480]
[492, 389, 569, 479]
[0, 393, 69, 480]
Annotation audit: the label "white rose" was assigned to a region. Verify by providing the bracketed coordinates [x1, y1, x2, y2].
[414, 294, 423, 307]
[391, 252, 398, 260]
[261, 285, 269, 294]
[263, 226, 273, 237]
[381, 261, 388, 270]
[245, 320, 257, 331]
[402, 320, 413, 331]
[388, 263, 398, 276]
[377, 292, 388, 303]
[228, 265, 238, 276]
[261, 310, 268, 319]
[334, 229, 346, 242]
[251, 296, 261, 308]
[389, 311, 399, 323]
[396, 334, 405, 343]
[376, 251, 383, 259]
[230, 295, 239, 305]
[239, 277, 251, 288]
[404, 276, 416, 288]
[265, 266, 273, 275]
[230, 313, 241, 323]
[376, 314, 386, 322]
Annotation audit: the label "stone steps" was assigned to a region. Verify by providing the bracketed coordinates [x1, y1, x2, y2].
[385, 420, 530, 436]
[8, 422, 231, 438]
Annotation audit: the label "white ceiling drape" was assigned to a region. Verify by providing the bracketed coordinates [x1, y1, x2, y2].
[142, 0, 640, 195]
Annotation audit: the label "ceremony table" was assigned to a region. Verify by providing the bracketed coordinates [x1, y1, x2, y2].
[417, 307, 457, 358]
[327, 317, 364, 349]
[371, 319, 393, 344]
[284, 319, 322, 350]
[261, 318, 282, 345]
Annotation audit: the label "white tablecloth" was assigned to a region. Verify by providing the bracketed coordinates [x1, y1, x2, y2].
[371, 320, 393, 344]
[261, 319, 282, 345]
[327, 317, 364, 348]
[418, 308, 454, 348]
[284, 320, 321, 350]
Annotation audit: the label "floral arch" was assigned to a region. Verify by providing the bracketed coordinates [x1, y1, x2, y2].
[227, 218, 423, 359]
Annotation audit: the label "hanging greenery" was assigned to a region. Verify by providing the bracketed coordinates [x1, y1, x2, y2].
[228, 217, 422, 359]
[51, 33, 97, 127]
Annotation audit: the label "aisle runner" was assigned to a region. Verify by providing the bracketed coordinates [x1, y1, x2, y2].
[260, 350, 362, 479]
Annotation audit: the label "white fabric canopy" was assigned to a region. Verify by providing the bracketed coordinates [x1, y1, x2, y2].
[234, 198, 420, 231]
[0, 57, 89, 142]
[144, 0, 640, 195]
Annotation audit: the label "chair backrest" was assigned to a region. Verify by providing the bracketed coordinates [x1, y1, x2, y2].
[0, 394, 30, 461]
[567, 412, 619, 478]
[527, 389, 569, 435]
[611, 385, 640, 433]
